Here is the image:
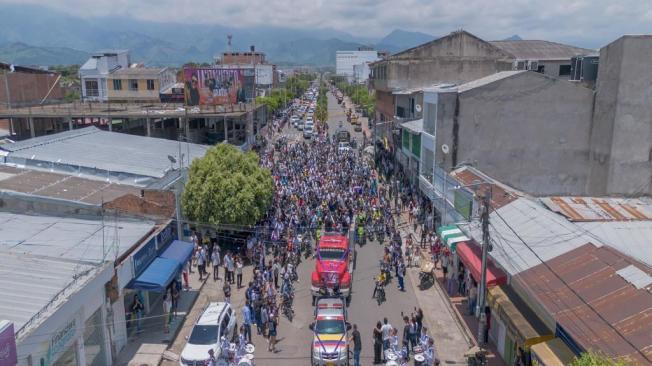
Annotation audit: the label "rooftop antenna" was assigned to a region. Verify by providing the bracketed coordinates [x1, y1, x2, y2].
[227, 34, 233, 52]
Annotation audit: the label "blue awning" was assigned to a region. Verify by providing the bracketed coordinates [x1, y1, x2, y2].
[159, 240, 194, 266]
[128, 257, 180, 292]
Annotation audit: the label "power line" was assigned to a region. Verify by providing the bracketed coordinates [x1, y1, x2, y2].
[491, 209, 650, 363]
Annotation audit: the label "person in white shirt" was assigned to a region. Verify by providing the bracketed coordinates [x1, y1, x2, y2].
[419, 326, 430, 347]
[211, 249, 221, 281]
[197, 248, 206, 281]
[381, 318, 393, 353]
[424, 338, 439, 365]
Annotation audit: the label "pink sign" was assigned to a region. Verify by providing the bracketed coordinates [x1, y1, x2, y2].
[0, 321, 17, 366]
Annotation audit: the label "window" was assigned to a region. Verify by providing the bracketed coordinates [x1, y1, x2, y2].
[559, 65, 571, 76]
[129, 79, 138, 91]
[85, 80, 99, 97]
[188, 325, 218, 345]
[112, 79, 122, 90]
[146, 79, 155, 90]
[537, 65, 545, 73]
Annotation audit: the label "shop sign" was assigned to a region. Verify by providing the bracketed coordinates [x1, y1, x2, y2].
[0, 321, 17, 366]
[133, 237, 157, 277]
[454, 189, 474, 221]
[44, 318, 77, 366]
[156, 222, 177, 250]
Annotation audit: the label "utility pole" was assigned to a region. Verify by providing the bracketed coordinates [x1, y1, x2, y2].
[476, 188, 491, 345]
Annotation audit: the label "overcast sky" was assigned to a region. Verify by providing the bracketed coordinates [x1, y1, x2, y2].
[5, 0, 652, 47]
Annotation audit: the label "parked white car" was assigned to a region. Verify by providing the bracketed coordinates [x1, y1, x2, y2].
[179, 302, 237, 366]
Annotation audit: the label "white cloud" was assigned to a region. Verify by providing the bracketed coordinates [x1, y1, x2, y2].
[2, 0, 652, 46]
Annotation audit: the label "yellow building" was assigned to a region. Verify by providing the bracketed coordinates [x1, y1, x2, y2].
[107, 67, 176, 103]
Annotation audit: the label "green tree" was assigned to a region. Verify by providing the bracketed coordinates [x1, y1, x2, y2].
[570, 352, 629, 366]
[181, 144, 274, 227]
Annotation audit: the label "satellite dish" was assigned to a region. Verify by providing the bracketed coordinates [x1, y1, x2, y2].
[415, 104, 422, 112]
[441, 144, 450, 154]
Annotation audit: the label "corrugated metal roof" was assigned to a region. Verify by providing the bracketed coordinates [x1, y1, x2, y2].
[0, 211, 155, 263]
[540, 196, 652, 222]
[616, 265, 652, 290]
[0, 252, 106, 334]
[577, 221, 652, 268]
[462, 197, 601, 276]
[449, 166, 519, 210]
[0, 210, 152, 336]
[489, 40, 595, 60]
[515, 244, 652, 364]
[457, 71, 525, 93]
[0, 165, 140, 204]
[0, 127, 209, 185]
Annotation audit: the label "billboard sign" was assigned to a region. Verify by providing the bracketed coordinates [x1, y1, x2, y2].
[0, 321, 17, 366]
[183, 67, 246, 106]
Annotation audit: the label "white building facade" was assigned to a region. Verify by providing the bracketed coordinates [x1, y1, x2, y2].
[336, 50, 379, 82]
[79, 50, 130, 102]
[352, 62, 372, 83]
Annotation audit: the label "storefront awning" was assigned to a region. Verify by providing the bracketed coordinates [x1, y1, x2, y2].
[456, 242, 507, 287]
[159, 240, 194, 266]
[436, 224, 458, 236]
[128, 257, 180, 292]
[437, 225, 470, 252]
[487, 285, 553, 349]
[530, 338, 576, 366]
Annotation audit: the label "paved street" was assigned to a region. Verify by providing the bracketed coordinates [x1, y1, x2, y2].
[162, 89, 470, 366]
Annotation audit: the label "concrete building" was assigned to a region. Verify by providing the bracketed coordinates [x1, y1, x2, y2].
[217, 63, 277, 87]
[220, 51, 266, 65]
[431, 166, 652, 364]
[336, 49, 380, 82]
[79, 50, 130, 102]
[420, 71, 595, 196]
[489, 40, 594, 79]
[0, 62, 64, 108]
[107, 67, 176, 103]
[588, 35, 652, 197]
[392, 32, 651, 197]
[370, 30, 514, 123]
[0, 211, 158, 366]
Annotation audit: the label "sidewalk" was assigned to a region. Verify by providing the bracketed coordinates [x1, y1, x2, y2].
[114, 268, 207, 366]
[398, 214, 506, 366]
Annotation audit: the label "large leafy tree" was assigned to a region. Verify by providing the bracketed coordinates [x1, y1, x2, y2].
[182, 144, 274, 227]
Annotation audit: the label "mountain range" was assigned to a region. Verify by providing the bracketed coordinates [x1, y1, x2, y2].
[0, 3, 439, 67]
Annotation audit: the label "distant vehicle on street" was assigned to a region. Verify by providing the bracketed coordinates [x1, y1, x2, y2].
[338, 141, 351, 153]
[335, 129, 351, 143]
[179, 302, 237, 366]
[304, 125, 314, 139]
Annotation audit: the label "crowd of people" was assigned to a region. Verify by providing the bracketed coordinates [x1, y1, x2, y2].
[182, 89, 449, 365]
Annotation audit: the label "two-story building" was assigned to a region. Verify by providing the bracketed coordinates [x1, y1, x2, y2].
[79, 50, 130, 102]
[107, 67, 177, 103]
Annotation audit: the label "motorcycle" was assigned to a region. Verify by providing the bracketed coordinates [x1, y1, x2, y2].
[303, 237, 312, 259]
[376, 223, 385, 244]
[464, 346, 488, 366]
[282, 293, 294, 321]
[366, 223, 375, 242]
[373, 280, 385, 305]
